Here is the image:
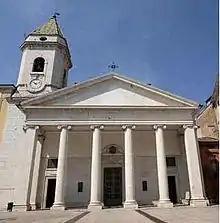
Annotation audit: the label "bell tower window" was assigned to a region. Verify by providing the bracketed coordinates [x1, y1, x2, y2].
[32, 57, 45, 72]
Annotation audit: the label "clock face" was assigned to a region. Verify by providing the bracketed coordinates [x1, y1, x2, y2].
[30, 79, 42, 89]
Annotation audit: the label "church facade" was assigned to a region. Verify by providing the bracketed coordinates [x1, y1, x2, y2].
[0, 16, 208, 211]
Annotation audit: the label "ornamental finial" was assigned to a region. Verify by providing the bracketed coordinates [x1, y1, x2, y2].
[52, 12, 60, 19]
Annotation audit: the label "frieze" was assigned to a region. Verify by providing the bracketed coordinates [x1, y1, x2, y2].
[26, 108, 193, 123]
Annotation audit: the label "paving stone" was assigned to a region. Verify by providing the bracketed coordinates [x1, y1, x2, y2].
[77, 208, 153, 223]
[0, 210, 85, 223]
[0, 206, 218, 223]
[140, 205, 219, 223]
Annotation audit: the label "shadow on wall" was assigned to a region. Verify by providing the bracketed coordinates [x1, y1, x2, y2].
[199, 141, 219, 205]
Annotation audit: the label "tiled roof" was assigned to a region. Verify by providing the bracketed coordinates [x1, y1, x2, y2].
[31, 16, 63, 37]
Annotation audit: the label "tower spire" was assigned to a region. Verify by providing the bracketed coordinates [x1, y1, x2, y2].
[29, 15, 63, 37]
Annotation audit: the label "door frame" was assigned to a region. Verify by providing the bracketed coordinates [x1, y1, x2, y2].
[102, 164, 124, 205]
[43, 176, 56, 209]
[103, 167, 123, 207]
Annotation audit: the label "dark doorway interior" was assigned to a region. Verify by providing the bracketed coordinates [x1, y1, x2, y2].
[168, 176, 177, 204]
[46, 179, 56, 208]
[104, 167, 122, 207]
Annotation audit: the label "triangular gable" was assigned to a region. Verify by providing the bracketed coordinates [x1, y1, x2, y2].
[21, 73, 198, 107]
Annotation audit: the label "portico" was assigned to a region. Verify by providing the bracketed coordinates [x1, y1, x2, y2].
[23, 121, 207, 210]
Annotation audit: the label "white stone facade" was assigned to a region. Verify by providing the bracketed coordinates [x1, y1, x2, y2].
[0, 73, 209, 211]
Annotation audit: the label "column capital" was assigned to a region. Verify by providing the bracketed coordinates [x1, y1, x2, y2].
[57, 125, 71, 130]
[153, 124, 167, 130]
[23, 124, 40, 132]
[122, 125, 136, 130]
[182, 124, 199, 130]
[90, 125, 104, 130]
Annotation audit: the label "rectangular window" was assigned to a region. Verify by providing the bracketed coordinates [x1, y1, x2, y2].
[142, 181, 147, 191]
[78, 182, 83, 192]
[166, 157, 176, 167]
[47, 159, 58, 168]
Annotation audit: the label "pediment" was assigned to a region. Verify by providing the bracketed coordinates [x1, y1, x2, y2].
[46, 79, 168, 106]
[22, 73, 198, 107]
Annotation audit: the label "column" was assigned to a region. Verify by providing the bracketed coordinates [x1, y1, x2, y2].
[183, 125, 208, 207]
[123, 125, 138, 209]
[154, 125, 173, 207]
[52, 125, 71, 210]
[29, 132, 45, 210]
[88, 125, 104, 210]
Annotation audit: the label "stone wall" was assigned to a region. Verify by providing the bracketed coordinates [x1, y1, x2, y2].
[197, 104, 219, 139]
[0, 103, 36, 210]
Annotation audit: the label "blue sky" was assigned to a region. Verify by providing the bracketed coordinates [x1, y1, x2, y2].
[0, 0, 218, 103]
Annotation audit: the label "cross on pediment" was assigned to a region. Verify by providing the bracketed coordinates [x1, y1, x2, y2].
[108, 61, 119, 72]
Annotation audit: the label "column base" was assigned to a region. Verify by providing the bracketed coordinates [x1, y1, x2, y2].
[156, 200, 173, 208]
[88, 201, 103, 210]
[190, 198, 209, 207]
[51, 203, 66, 210]
[123, 201, 138, 209]
[28, 204, 37, 211]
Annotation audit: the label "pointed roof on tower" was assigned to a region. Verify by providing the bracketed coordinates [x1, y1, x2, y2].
[21, 14, 72, 68]
[30, 14, 64, 37]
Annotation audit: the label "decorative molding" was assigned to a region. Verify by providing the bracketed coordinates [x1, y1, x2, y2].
[102, 144, 124, 155]
[101, 144, 124, 165]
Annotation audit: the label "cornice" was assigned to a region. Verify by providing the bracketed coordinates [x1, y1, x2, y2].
[22, 105, 198, 110]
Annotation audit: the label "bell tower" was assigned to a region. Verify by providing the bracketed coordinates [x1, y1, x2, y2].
[16, 15, 72, 97]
